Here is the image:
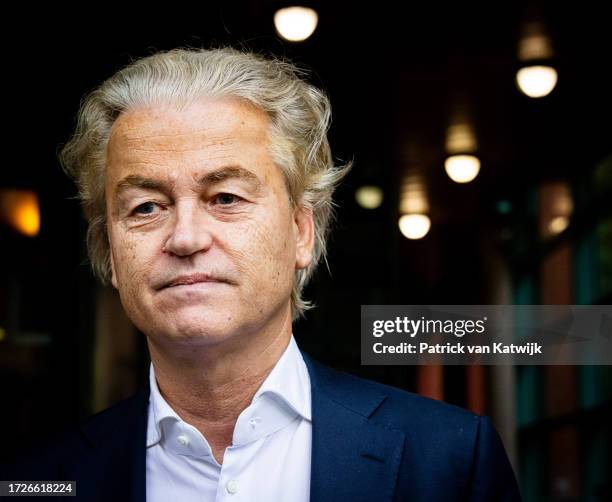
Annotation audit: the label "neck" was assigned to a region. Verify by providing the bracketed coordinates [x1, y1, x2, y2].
[147, 306, 293, 462]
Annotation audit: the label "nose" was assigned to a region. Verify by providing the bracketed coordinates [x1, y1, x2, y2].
[163, 199, 213, 257]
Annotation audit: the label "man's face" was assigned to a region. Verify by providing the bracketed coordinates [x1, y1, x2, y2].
[105, 97, 313, 351]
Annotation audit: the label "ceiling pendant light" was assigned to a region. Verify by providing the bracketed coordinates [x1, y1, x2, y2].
[398, 172, 430, 239]
[516, 18, 558, 98]
[444, 117, 480, 183]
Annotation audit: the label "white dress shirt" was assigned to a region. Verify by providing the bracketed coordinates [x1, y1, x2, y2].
[145, 335, 312, 502]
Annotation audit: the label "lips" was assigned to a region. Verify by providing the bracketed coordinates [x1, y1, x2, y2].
[161, 273, 222, 289]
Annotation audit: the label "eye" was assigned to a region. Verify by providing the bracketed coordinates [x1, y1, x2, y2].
[214, 193, 241, 206]
[132, 201, 159, 215]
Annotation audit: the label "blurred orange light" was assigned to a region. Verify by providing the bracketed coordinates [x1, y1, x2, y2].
[548, 215, 569, 235]
[0, 189, 40, 237]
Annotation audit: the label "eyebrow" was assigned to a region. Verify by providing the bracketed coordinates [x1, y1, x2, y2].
[114, 165, 264, 197]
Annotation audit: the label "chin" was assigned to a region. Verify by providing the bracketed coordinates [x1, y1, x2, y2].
[151, 306, 245, 346]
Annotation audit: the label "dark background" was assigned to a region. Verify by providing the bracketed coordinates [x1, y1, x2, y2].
[1, 3, 611, 500]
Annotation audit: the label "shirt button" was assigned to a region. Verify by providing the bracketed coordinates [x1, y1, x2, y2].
[226, 479, 238, 494]
[177, 435, 189, 446]
[249, 417, 262, 428]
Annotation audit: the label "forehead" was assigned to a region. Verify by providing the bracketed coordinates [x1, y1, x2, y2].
[107, 96, 272, 161]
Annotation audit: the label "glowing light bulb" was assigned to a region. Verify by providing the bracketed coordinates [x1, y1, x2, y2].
[548, 215, 569, 235]
[274, 7, 318, 42]
[516, 65, 558, 98]
[355, 185, 383, 209]
[398, 214, 430, 240]
[444, 155, 481, 183]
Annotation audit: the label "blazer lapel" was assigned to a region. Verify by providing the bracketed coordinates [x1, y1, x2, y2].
[302, 352, 405, 502]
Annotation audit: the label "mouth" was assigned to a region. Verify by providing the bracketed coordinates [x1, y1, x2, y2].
[160, 273, 225, 290]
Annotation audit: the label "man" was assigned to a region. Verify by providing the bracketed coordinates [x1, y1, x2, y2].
[5, 48, 520, 501]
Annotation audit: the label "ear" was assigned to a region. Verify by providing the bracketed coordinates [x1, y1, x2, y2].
[109, 248, 118, 289]
[294, 205, 314, 270]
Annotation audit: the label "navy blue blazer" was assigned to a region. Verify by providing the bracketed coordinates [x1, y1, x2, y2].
[4, 351, 521, 501]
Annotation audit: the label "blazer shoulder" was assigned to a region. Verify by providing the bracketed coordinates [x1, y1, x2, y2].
[4, 389, 147, 479]
[306, 355, 480, 439]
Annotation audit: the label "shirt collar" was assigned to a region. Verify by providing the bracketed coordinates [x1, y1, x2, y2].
[146, 334, 311, 455]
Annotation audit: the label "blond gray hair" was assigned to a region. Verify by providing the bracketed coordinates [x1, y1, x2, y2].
[59, 47, 351, 321]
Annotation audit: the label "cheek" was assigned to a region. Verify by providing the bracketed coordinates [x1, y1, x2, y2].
[113, 235, 155, 295]
[236, 214, 295, 290]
